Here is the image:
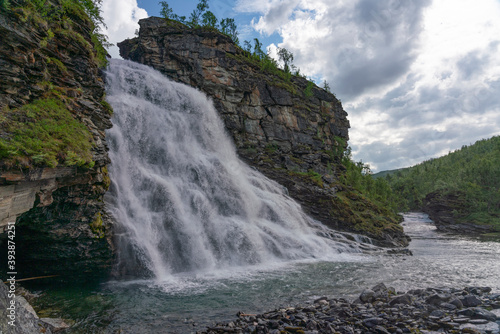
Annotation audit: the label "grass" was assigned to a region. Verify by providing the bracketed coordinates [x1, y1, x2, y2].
[0, 98, 94, 168]
[288, 169, 324, 187]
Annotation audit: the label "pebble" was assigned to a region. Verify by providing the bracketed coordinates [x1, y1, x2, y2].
[201, 284, 500, 334]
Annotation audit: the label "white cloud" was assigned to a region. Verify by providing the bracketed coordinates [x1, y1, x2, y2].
[101, 0, 148, 59]
[236, 0, 500, 171]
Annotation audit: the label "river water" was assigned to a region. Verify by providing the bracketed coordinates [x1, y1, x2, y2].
[31, 212, 500, 333]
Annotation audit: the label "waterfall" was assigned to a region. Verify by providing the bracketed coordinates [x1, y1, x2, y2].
[105, 59, 366, 281]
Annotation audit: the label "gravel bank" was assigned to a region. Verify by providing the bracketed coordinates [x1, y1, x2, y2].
[200, 283, 500, 334]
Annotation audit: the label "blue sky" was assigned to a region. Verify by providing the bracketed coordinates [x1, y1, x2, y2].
[102, 0, 500, 172]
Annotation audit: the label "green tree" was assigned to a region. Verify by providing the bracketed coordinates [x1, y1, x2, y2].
[253, 38, 265, 59]
[201, 10, 218, 28]
[277, 47, 294, 74]
[188, 0, 209, 27]
[159, 1, 174, 19]
[220, 18, 238, 44]
[243, 40, 252, 53]
[322, 80, 330, 92]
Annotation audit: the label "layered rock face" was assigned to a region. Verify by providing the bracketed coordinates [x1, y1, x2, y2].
[0, 0, 113, 281]
[119, 17, 408, 246]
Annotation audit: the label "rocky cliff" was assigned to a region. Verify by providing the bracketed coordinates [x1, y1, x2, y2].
[422, 191, 496, 235]
[119, 17, 408, 247]
[0, 0, 113, 281]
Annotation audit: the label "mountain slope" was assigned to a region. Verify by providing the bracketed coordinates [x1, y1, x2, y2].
[385, 136, 500, 236]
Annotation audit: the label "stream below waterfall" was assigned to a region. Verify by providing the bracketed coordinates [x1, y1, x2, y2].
[29, 212, 500, 333]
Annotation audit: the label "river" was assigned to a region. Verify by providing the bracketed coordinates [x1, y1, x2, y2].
[30, 212, 500, 333]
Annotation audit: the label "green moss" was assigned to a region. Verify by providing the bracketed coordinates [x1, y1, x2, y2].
[329, 191, 403, 240]
[100, 99, 113, 115]
[47, 57, 68, 74]
[265, 142, 278, 154]
[90, 212, 105, 238]
[288, 169, 324, 187]
[0, 98, 94, 168]
[102, 166, 111, 190]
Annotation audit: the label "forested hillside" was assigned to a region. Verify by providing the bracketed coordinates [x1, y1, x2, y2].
[384, 136, 500, 233]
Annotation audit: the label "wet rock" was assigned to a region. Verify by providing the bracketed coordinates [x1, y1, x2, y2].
[426, 293, 451, 306]
[40, 318, 70, 332]
[363, 317, 384, 328]
[360, 289, 375, 303]
[0, 282, 54, 334]
[389, 294, 413, 306]
[458, 307, 498, 322]
[461, 295, 482, 307]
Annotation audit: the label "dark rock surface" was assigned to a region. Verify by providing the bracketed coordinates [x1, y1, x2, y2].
[118, 17, 409, 247]
[200, 283, 500, 334]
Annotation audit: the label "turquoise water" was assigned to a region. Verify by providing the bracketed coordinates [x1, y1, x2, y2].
[30, 212, 500, 333]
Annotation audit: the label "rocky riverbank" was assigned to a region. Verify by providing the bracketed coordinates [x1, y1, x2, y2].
[200, 283, 500, 334]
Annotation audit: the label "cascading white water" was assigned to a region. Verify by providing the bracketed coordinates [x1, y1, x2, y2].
[105, 59, 367, 281]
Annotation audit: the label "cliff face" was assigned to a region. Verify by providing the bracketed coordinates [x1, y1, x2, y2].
[422, 191, 496, 235]
[119, 17, 408, 247]
[0, 0, 113, 281]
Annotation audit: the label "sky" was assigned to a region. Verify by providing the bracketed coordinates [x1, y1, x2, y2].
[101, 0, 500, 172]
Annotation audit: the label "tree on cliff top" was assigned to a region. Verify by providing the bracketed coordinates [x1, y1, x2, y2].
[159, 0, 238, 44]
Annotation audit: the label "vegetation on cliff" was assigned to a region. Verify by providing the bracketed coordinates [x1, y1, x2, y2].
[159, 0, 239, 44]
[0, 0, 110, 169]
[0, 98, 94, 167]
[383, 136, 500, 232]
[158, 0, 329, 91]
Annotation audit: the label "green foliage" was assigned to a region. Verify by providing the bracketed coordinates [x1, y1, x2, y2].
[47, 57, 68, 74]
[1, 0, 10, 11]
[385, 136, 500, 227]
[289, 169, 324, 187]
[304, 81, 314, 98]
[159, 1, 173, 19]
[220, 17, 238, 45]
[202, 10, 218, 28]
[265, 143, 278, 153]
[243, 40, 252, 53]
[90, 212, 105, 238]
[159, 0, 238, 44]
[338, 147, 401, 213]
[322, 80, 330, 92]
[253, 38, 265, 59]
[188, 0, 208, 27]
[21, 0, 110, 67]
[0, 98, 94, 168]
[277, 47, 294, 74]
